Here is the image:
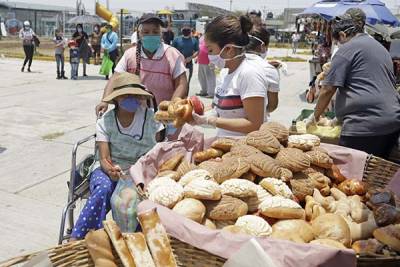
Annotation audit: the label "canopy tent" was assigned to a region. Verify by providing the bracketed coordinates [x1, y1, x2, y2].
[299, 0, 399, 26]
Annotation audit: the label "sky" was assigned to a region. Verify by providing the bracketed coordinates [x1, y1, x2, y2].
[8, 0, 400, 14]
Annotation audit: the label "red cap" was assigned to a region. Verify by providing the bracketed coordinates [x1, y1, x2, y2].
[189, 96, 204, 115]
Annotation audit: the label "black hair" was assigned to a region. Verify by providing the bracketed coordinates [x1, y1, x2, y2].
[246, 26, 270, 52]
[135, 40, 142, 76]
[332, 17, 362, 40]
[205, 15, 253, 48]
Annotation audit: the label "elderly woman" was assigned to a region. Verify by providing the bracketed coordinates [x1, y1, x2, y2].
[71, 72, 162, 240]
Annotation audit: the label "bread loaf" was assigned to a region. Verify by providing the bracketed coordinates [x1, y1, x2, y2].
[305, 150, 333, 169]
[103, 220, 136, 267]
[310, 239, 346, 249]
[271, 219, 314, 243]
[259, 121, 289, 143]
[259, 196, 305, 220]
[275, 148, 311, 172]
[338, 180, 367, 196]
[138, 208, 178, 267]
[260, 177, 294, 199]
[85, 229, 117, 267]
[184, 179, 222, 200]
[220, 178, 257, 198]
[193, 148, 224, 163]
[172, 198, 206, 223]
[351, 239, 384, 255]
[123, 233, 156, 267]
[235, 215, 272, 237]
[159, 154, 184, 172]
[311, 214, 352, 247]
[288, 134, 320, 151]
[206, 195, 248, 221]
[373, 224, 400, 252]
[211, 138, 236, 152]
[179, 169, 213, 187]
[245, 130, 281, 154]
[149, 183, 184, 208]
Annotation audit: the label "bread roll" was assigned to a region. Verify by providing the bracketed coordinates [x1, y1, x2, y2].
[305, 195, 326, 221]
[193, 148, 224, 163]
[214, 219, 237, 229]
[85, 229, 117, 267]
[338, 180, 367, 196]
[206, 195, 248, 221]
[158, 100, 171, 111]
[290, 177, 315, 202]
[211, 138, 236, 152]
[103, 220, 136, 267]
[241, 185, 272, 213]
[156, 171, 180, 181]
[308, 172, 332, 196]
[312, 214, 352, 247]
[288, 134, 320, 151]
[352, 239, 384, 255]
[310, 239, 346, 249]
[373, 224, 400, 252]
[176, 160, 196, 178]
[184, 179, 221, 200]
[203, 218, 217, 230]
[275, 148, 311, 172]
[260, 177, 294, 199]
[123, 233, 156, 267]
[220, 178, 257, 198]
[259, 196, 305, 220]
[172, 198, 206, 223]
[326, 165, 347, 184]
[245, 130, 281, 154]
[373, 203, 400, 227]
[147, 177, 178, 194]
[178, 169, 213, 187]
[155, 111, 174, 122]
[138, 208, 178, 267]
[305, 150, 333, 169]
[259, 121, 289, 143]
[159, 154, 184, 172]
[235, 215, 272, 237]
[271, 219, 314, 243]
[149, 184, 184, 208]
[222, 225, 252, 235]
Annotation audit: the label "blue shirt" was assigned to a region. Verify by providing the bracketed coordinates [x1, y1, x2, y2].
[172, 37, 199, 59]
[101, 31, 118, 52]
[69, 48, 80, 63]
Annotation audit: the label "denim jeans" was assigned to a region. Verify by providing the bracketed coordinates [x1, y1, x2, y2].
[70, 63, 79, 79]
[55, 54, 65, 73]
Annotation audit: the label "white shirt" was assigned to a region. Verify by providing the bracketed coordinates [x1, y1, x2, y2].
[213, 58, 266, 137]
[96, 107, 163, 142]
[115, 43, 186, 79]
[131, 31, 138, 45]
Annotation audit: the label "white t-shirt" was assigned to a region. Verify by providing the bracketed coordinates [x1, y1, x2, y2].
[213, 58, 266, 137]
[115, 43, 186, 79]
[96, 107, 163, 142]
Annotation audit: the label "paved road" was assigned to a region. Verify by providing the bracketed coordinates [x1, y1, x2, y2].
[0, 49, 313, 261]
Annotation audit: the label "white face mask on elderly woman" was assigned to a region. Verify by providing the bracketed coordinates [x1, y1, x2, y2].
[208, 45, 244, 69]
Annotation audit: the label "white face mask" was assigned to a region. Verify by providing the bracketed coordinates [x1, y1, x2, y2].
[260, 51, 268, 59]
[208, 45, 244, 69]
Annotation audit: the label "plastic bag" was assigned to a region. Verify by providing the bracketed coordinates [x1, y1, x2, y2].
[110, 177, 140, 233]
[99, 52, 113, 76]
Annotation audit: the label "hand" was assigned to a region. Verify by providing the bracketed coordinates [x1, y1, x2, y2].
[191, 112, 217, 127]
[268, 60, 282, 69]
[101, 159, 122, 180]
[327, 117, 339, 127]
[185, 57, 192, 64]
[304, 113, 317, 129]
[96, 101, 108, 116]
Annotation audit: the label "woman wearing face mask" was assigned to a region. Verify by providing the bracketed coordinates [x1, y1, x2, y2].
[19, 21, 36, 72]
[90, 24, 102, 65]
[70, 72, 163, 240]
[96, 13, 188, 116]
[72, 24, 89, 77]
[101, 24, 119, 80]
[245, 26, 279, 115]
[190, 15, 267, 137]
[308, 11, 400, 158]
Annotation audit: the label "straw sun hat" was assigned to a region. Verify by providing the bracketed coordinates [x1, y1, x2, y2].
[102, 72, 153, 103]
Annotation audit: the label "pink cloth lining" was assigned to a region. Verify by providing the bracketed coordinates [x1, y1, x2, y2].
[138, 200, 357, 267]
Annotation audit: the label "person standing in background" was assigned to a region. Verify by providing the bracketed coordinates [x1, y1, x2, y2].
[172, 26, 199, 89]
[292, 32, 300, 54]
[196, 35, 216, 98]
[19, 21, 36, 72]
[53, 29, 68, 79]
[101, 24, 119, 80]
[69, 40, 80, 80]
[90, 24, 102, 65]
[162, 24, 175, 45]
[72, 24, 89, 77]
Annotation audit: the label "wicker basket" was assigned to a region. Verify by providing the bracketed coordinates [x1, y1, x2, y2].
[362, 155, 400, 192]
[0, 236, 225, 267]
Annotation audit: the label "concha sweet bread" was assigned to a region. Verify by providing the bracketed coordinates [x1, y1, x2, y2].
[235, 215, 272, 237]
[271, 219, 314, 243]
[242, 185, 272, 213]
[220, 179, 257, 198]
[259, 177, 294, 199]
[149, 184, 184, 208]
[211, 138, 236, 152]
[275, 148, 311, 172]
[305, 150, 333, 169]
[259, 121, 289, 143]
[198, 157, 250, 184]
[176, 160, 196, 178]
[206, 195, 248, 221]
[259, 196, 305, 220]
[172, 198, 206, 223]
[290, 173, 315, 202]
[245, 130, 281, 154]
[288, 134, 320, 151]
[179, 169, 213, 187]
[147, 177, 178, 194]
[247, 153, 293, 181]
[184, 179, 222, 200]
[222, 225, 252, 235]
[308, 172, 332, 196]
[230, 144, 263, 158]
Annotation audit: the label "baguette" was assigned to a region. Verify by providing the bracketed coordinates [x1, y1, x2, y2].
[138, 208, 178, 267]
[85, 229, 117, 267]
[123, 232, 156, 267]
[103, 220, 136, 267]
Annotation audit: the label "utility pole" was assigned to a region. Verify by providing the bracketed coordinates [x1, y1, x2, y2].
[229, 0, 232, 12]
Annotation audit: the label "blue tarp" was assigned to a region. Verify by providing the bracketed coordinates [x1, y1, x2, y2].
[299, 0, 399, 26]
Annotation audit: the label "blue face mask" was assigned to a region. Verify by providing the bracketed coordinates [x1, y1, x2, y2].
[119, 96, 140, 113]
[142, 35, 161, 53]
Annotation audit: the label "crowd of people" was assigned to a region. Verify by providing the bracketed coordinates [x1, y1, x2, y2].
[18, 9, 400, 241]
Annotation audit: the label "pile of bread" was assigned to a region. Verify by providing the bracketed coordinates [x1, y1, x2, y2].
[146, 121, 400, 257]
[85, 209, 178, 267]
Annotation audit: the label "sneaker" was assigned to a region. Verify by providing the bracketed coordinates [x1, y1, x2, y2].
[83, 74, 88, 77]
[196, 92, 208, 97]
[27, 68, 31, 72]
[21, 67, 24, 72]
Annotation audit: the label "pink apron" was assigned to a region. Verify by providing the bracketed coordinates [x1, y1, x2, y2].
[124, 44, 183, 104]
